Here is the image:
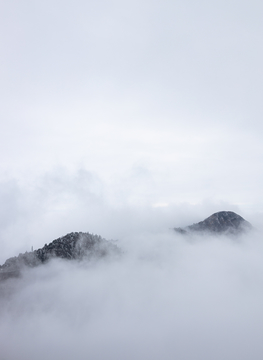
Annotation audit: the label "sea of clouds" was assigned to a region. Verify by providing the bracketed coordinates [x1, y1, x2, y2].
[0, 228, 263, 360]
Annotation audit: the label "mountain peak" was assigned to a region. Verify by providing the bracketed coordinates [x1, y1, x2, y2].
[174, 211, 252, 235]
[0, 232, 120, 281]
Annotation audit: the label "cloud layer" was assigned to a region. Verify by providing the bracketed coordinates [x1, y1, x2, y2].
[0, 230, 263, 360]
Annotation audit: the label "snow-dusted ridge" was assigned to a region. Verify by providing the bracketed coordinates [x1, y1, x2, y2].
[0, 232, 120, 281]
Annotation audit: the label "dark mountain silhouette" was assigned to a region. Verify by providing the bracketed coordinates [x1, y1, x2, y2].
[0, 232, 120, 281]
[174, 211, 252, 235]
[0, 211, 252, 281]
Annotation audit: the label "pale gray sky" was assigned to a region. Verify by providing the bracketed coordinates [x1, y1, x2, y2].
[1, 0, 263, 251]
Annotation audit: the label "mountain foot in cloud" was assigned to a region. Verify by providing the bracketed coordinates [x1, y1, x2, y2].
[0, 232, 120, 281]
[174, 211, 252, 235]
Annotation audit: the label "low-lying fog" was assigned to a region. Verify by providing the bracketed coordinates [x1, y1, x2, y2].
[1, 228, 263, 360]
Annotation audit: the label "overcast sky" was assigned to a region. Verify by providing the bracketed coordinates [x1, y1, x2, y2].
[1, 0, 263, 251]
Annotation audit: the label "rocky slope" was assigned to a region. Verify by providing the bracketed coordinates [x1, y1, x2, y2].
[174, 211, 252, 235]
[0, 232, 120, 281]
[0, 211, 252, 281]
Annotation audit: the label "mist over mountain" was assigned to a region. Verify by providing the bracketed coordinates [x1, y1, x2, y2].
[174, 211, 252, 235]
[1, 0, 263, 358]
[0, 232, 120, 281]
[0, 211, 252, 282]
[0, 219, 262, 360]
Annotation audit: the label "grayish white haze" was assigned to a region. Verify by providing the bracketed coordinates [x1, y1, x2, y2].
[1, 0, 263, 358]
[1, 231, 263, 360]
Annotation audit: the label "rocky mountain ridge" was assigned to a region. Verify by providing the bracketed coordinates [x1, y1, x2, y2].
[174, 211, 252, 235]
[0, 211, 252, 281]
[0, 232, 119, 281]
